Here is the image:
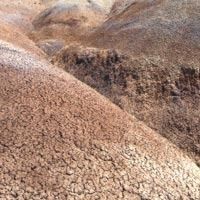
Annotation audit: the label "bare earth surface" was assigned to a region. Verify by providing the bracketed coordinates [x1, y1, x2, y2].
[51, 0, 200, 165]
[0, 1, 200, 199]
[53, 42, 200, 165]
[0, 40, 200, 199]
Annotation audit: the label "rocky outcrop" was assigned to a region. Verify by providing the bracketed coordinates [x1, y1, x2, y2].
[53, 45, 200, 164]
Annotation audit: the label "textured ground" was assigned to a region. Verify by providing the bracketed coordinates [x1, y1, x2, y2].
[51, 0, 200, 165]
[89, 0, 200, 63]
[0, 1, 200, 199]
[0, 40, 200, 200]
[53, 43, 200, 165]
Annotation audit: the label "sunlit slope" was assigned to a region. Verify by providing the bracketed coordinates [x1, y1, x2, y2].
[0, 40, 200, 199]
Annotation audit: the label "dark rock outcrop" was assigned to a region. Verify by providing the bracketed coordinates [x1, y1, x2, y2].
[53, 45, 200, 164]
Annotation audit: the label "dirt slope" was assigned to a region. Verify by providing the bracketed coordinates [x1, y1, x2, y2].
[30, 0, 113, 43]
[0, 8, 33, 33]
[51, 0, 200, 163]
[0, 0, 44, 11]
[53, 43, 200, 164]
[0, 19, 44, 57]
[0, 0, 46, 57]
[0, 40, 200, 199]
[0, 1, 200, 199]
[89, 0, 200, 63]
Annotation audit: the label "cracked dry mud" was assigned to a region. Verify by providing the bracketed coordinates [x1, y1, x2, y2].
[0, 0, 200, 199]
[0, 40, 200, 200]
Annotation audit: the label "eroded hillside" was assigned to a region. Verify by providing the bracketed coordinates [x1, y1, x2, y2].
[1, 39, 200, 200]
[0, 1, 200, 199]
[49, 0, 200, 164]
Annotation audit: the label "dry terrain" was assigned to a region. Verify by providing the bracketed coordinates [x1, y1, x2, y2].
[0, 1, 200, 199]
[52, 0, 200, 164]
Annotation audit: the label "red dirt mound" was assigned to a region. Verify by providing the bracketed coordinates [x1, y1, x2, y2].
[0, 40, 200, 199]
[0, 19, 44, 57]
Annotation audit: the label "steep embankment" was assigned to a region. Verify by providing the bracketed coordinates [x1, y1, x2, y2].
[0, 19, 44, 57]
[0, 1, 200, 199]
[53, 43, 200, 164]
[0, 0, 45, 56]
[0, 40, 200, 199]
[52, 0, 200, 163]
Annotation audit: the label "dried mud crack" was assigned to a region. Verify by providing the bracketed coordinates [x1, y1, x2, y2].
[0, 0, 200, 199]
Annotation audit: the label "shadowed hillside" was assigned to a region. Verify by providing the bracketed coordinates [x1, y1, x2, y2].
[53, 43, 200, 165]
[51, 0, 200, 164]
[29, 0, 114, 43]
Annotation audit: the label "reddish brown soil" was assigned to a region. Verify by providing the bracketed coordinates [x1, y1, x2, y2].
[89, 0, 200, 64]
[53, 44, 200, 165]
[50, 0, 200, 165]
[29, 2, 107, 43]
[0, 40, 200, 199]
[0, 1, 200, 199]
